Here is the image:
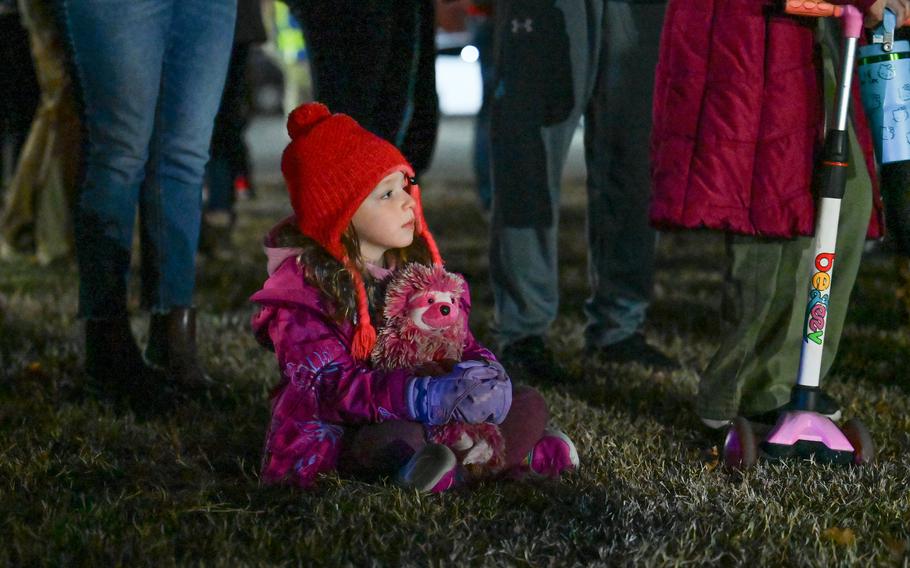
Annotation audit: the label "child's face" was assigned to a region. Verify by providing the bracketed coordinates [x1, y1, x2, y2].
[351, 171, 416, 264]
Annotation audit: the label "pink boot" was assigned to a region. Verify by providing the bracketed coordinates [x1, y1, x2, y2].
[523, 428, 579, 479]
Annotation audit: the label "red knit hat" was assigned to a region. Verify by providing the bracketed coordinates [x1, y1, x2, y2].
[281, 102, 442, 360]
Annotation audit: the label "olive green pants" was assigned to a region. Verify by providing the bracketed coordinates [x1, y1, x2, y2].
[696, 48, 874, 420]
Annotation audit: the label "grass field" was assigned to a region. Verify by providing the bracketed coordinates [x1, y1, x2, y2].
[1, 180, 908, 566]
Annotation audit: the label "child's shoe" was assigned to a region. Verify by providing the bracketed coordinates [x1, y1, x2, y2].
[523, 428, 579, 478]
[396, 443, 458, 493]
[746, 389, 842, 425]
[701, 390, 842, 430]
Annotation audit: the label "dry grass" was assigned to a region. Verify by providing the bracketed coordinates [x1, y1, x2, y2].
[1, 179, 908, 566]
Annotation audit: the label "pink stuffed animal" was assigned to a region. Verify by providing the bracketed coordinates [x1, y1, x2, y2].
[370, 263, 506, 478]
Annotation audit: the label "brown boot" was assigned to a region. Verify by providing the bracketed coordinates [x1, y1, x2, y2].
[84, 316, 169, 408]
[145, 307, 212, 391]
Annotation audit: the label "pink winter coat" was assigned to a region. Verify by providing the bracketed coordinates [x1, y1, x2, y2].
[251, 250, 495, 488]
[650, 0, 883, 239]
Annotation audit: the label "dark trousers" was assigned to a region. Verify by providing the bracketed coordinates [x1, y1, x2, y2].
[0, 13, 40, 186]
[207, 42, 253, 215]
[287, 0, 438, 174]
[489, 1, 665, 349]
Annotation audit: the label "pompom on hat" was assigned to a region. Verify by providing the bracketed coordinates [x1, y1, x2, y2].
[281, 102, 442, 359]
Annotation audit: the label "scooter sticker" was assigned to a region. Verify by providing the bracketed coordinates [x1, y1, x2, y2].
[804, 252, 835, 345]
[879, 63, 896, 80]
[866, 93, 882, 110]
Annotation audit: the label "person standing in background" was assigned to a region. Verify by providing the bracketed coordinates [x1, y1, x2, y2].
[62, 0, 237, 406]
[650, 0, 898, 428]
[0, 0, 80, 265]
[200, 0, 268, 257]
[284, 0, 439, 175]
[0, 0, 40, 193]
[489, 0, 676, 383]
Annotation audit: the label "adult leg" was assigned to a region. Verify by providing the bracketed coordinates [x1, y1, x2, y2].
[489, 0, 600, 350]
[393, 0, 439, 175]
[62, 0, 169, 401]
[583, 2, 669, 360]
[140, 0, 236, 387]
[471, 15, 495, 212]
[883, 161, 910, 314]
[206, 42, 250, 219]
[63, 0, 167, 317]
[0, 12, 39, 186]
[290, 2, 407, 147]
[201, 42, 250, 256]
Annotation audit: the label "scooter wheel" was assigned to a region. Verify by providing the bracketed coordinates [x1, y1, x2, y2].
[723, 417, 758, 471]
[842, 418, 875, 465]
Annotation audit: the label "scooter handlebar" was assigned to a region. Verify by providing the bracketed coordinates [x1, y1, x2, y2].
[784, 0, 842, 18]
[785, 0, 910, 25]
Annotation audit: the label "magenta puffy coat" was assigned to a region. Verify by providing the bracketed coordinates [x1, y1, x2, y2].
[650, 0, 883, 238]
[251, 251, 495, 488]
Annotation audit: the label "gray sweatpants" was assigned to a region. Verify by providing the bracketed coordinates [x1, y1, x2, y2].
[489, 0, 666, 349]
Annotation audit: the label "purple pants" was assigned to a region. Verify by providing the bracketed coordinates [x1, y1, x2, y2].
[339, 386, 549, 476]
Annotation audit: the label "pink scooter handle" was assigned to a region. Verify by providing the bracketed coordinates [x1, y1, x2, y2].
[784, 0, 842, 18]
[785, 0, 905, 38]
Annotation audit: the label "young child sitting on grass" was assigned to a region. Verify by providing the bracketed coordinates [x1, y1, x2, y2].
[250, 103, 579, 491]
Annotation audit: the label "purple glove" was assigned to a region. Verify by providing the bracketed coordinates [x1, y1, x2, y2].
[407, 361, 512, 426]
[453, 361, 512, 424]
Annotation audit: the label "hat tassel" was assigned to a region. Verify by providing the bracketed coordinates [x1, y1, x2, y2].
[348, 265, 377, 360]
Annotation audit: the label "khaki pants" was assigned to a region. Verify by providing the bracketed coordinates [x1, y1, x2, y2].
[0, 0, 80, 265]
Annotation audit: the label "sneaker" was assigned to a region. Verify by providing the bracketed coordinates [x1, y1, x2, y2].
[700, 417, 732, 430]
[746, 390, 842, 425]
[589, 333, 679, 370]
[524, 428, 580, 478]
[396, 444, 458, 493]
[500, 336, 566, 384]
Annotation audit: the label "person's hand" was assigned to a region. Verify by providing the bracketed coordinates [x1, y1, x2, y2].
[453, 370, 512, 424]
[866, 0, 910, 29]
[407, 362, 512, 425]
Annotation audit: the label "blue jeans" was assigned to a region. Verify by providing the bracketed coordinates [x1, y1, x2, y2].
[63, 0, 236, 318]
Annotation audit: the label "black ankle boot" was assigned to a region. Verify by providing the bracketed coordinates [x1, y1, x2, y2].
[84, 316, 167, 406]
[146, 307, 212, 391]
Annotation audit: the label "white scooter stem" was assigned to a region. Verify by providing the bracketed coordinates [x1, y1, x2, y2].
[795, 35, 858, 389]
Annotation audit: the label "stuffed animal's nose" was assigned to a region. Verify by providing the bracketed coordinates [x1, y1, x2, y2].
[422, 301, 458, 328]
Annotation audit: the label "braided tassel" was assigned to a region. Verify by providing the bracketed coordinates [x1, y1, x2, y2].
[348, 265, 377, 360]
